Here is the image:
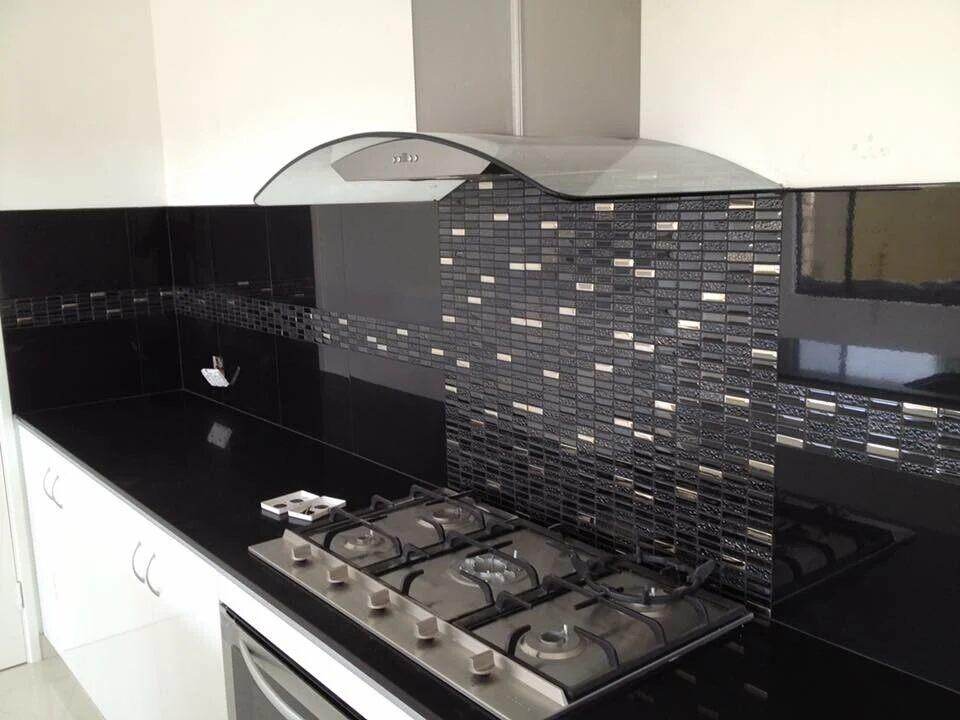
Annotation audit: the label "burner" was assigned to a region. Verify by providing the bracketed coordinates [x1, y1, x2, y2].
[518, 624, 584, 661]
[432, 504, 465, 524]
[418, 502, 476, 534]
[454, 552, 529, 587]
[342, 528, 386, 552]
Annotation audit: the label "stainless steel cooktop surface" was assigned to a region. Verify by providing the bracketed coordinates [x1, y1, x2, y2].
[250, 485, 752, 720]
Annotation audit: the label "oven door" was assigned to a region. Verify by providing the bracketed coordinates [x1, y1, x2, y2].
[221, 605, 365, 720]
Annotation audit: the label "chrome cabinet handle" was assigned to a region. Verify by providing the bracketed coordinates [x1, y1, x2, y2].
[238, 640, 307, 720]
[131, 542, 147, 582]
[41, 468, 53, 499]
[145, 555, 160, 597]
[48, 475, 63, 509]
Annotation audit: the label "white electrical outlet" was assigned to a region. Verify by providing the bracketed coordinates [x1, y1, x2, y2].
[202, 355, 231, 387]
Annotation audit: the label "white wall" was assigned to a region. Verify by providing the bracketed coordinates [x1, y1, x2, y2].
[640, 0, 960, 187]
[3, 2, 957, 208]
[0, 0, 166, 209]
[149, 0, 418, 206]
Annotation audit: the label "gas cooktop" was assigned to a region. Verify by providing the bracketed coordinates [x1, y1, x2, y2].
[250, 485, 752, 720]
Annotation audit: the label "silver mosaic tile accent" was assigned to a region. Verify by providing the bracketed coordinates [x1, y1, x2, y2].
[439, 177, 784, 605]
[0, 287, 175, 329]
[777, 382, 960, 483]
[174, 286, 449, 370]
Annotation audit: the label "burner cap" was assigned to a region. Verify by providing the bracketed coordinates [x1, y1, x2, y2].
[519, 624, 584, 661]
[453, 552, 529, 587]
[432, 504, 465, 524]
[419, 502, 477, 533]
[342, 528, 386, 552]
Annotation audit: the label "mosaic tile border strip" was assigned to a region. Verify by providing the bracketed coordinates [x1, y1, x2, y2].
[174, 286, 448, 370]
[1, 287, 175, 330]
[777, 382, 960, 483]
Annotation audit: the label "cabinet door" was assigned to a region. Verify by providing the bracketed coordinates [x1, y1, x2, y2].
[47, 460, 159, 652]
[38, 458, 162, 720]
[18, 428, 65, 649]
[139, 521, 227, 720]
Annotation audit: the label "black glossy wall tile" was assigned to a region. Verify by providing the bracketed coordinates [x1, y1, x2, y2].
[169, 207, 215, 287]
[127, 208, 173, 287]
[340, 203, 441, 326]
[276, 338, 354, 451]
[175, 314, 215, 399]
[136, 315, 182, 393]
[310, 206, 348, 312]
[5, 321, 142, 410]
[0, 209, 130, 297]
[348, 351, 445, 484]
[209, 206, 270, 296]
[215, 322, 280, 422]
[266, 206, 316, 307]
[791, 186, 960, 306]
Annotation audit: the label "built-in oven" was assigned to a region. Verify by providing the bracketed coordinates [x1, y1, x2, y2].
[221, 605, 365, 720]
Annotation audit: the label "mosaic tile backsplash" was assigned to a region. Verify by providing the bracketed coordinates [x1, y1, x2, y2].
[438, 178, 783, 605]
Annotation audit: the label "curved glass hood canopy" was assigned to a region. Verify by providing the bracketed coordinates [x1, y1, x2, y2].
[254, 131, 780, 206]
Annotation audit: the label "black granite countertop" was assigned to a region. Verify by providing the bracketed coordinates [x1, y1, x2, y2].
[20, 391, 960, 719]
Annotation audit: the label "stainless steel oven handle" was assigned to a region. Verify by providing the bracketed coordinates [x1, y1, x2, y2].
[238, 638, 309, 720]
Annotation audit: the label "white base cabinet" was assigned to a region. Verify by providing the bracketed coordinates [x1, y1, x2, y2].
[19, 425, 227, 720]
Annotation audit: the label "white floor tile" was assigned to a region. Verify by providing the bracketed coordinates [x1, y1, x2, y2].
[0, 650, 103, 720]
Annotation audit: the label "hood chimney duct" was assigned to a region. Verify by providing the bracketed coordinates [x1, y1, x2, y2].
[412, 0, 642, 139]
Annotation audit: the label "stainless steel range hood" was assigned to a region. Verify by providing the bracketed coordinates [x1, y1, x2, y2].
[254, 2, 779, 206]
[253, 131, 779, 205]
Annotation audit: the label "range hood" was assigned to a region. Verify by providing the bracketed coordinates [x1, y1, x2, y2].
[253, 131, 779, 206]
[254, 3, 780, 206]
